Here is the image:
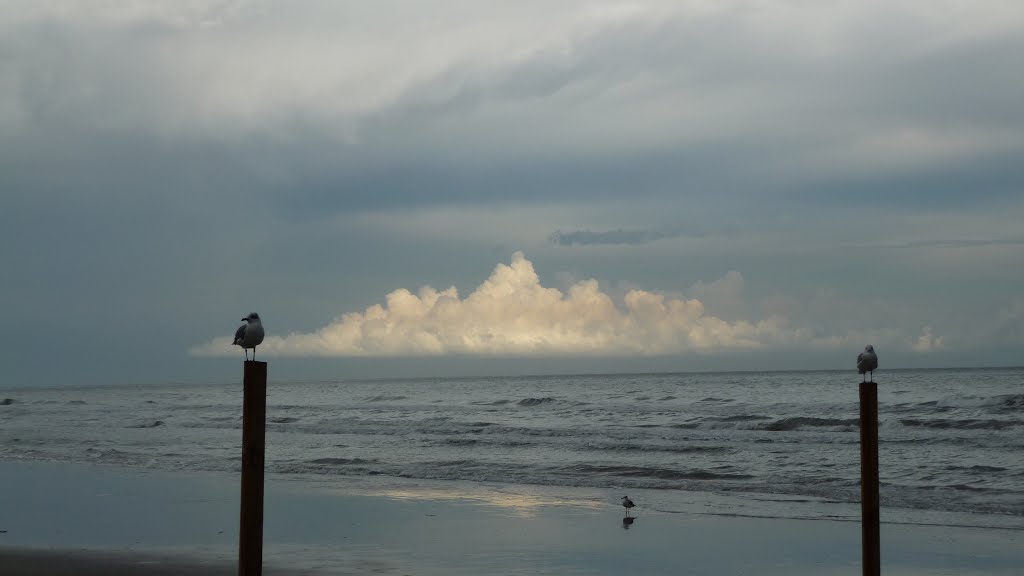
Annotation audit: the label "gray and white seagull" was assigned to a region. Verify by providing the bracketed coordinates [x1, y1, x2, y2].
[857, 345, 878, 382]
[234, 313, 265, 361]
[621, 495, 636, 517]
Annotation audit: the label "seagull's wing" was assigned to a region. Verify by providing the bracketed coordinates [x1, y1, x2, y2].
[857, 352, 864, 362]
[233, 324, 247, 345]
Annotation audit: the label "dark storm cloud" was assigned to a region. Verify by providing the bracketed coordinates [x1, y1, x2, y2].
[6, 3, 1022, 217]
[548, 228, 690, 246]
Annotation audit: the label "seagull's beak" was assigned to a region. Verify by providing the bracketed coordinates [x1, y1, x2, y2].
[241, 317, 248, 322]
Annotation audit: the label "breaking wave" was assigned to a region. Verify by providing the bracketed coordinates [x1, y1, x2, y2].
[757, 417, 860, 431]
[518, 397, 556, 407]
[566, 464, 753, 481]
[900, 418, 1020, 431]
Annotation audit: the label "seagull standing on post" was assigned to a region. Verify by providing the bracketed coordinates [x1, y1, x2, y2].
[857, 345, 878, 383]
[234, 313, 265, 361]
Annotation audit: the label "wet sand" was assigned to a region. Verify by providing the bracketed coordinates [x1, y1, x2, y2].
[1, 460, 1021, 575]
[0, 549, 235, 576]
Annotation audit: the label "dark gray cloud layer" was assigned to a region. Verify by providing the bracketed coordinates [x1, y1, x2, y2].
[549, 228, 693, 246]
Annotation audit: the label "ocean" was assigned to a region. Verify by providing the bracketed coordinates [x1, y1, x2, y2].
[2, 368, 1022, 530]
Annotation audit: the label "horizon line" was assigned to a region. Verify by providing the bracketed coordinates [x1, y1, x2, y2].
[4, 364, 1021, 391]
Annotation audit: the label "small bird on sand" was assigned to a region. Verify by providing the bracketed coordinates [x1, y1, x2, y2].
[857, 345, 878, 382]
[622, 496, 636, 517]
[234, 313, 265, 361]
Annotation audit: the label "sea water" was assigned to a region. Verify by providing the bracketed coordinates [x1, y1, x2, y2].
[2, 368, 1021, 529]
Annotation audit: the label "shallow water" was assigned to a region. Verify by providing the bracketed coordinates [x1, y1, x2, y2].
[3, 460, 1023, 576]
[2, 368, 1021, 528]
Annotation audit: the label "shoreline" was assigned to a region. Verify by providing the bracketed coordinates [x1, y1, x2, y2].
[2, 460, 1022, 575]
[3, 369, 1020, 528]
[4, 365, 1024, 392]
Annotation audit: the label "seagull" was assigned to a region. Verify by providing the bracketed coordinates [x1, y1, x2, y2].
[857, 345, 878, 382]
[234, 313, 265, 361]
[621, 496, 636, 517]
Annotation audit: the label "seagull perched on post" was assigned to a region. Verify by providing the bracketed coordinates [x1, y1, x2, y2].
[857, 345, 878, 383]
[234, 313, 265, 361]
[621, 496, 636, 517]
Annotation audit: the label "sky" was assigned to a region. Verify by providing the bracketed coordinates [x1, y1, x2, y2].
[2, 0, 1023, 387]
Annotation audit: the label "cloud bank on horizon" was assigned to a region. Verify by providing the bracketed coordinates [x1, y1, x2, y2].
[191, 252, 938, 358]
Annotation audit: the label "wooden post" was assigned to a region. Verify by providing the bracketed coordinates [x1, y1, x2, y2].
[239, 361, 267, 576]
[859, 381, 880, 576]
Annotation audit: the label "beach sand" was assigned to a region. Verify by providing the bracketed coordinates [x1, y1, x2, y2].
[0, 549, 235, 576]
[1, 460, 1021, 575]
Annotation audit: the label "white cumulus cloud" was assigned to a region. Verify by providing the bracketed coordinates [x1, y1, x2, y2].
[191, 252, 801, 357]
[911, 325, 947, 352]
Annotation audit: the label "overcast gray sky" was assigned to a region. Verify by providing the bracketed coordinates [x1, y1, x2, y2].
[2, 1, 1023, 386]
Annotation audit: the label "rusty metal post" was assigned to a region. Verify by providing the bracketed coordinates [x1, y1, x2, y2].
[239, 361, 267, 576]
[859, 381, 880, 576]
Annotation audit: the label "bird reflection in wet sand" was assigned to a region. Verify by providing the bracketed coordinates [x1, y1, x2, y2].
[620, 495, 637, 529]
